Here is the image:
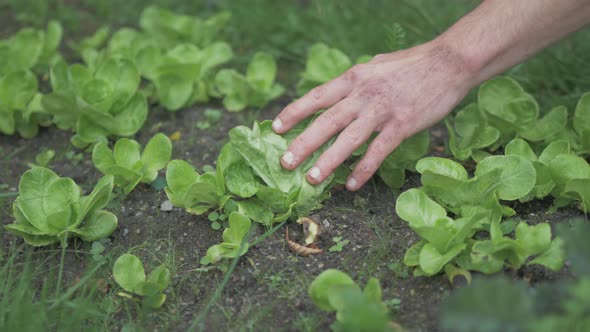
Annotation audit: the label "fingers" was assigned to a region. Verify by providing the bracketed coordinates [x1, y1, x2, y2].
[346, 127, 402, 191]
[272, 70, 358, 134]
[280, 98, 359, 170]
[305, 116, 379, 185]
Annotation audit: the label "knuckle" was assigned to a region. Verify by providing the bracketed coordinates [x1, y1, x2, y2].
[369, 140, 388, 157]
[309, 85, 326, 101]
[342, 126, 363, 145]
[344, 64, 366, 82]
[357, 159, 379, 177]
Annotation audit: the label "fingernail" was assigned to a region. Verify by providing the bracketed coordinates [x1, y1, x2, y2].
[347, 177, 357, 190]
[272, 118, 283, 131]
[282, 151, 294, 166]
[308, 166, 321, 181]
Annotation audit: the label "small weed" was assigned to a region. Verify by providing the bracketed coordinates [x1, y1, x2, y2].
[387, 261, 410, 279]
[384, 297, 402, 314]
[328, 236, 349, 252]
[195, 108, 223, 130]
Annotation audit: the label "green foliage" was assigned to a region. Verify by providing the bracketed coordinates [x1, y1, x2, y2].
[113, 253, 170, 309]
[42, 58, 148, 147]
[0, 21, 62, 138]
[396, 151, 565, 277]
[447, 77, 568, 161]
[71, 7, 234, 112]
[440, 219, 590, 332]
[0, 70, 48, 138]
[139, 6, 230, 48]
[196, 108, 223, 130]
[4, 167, 117, 246]
[0, 20, 63, 75]
[213, 52, 284, 112]
[296, 43, 369, 96]
[166, 120, 336, 224]
[328, 236, 350, 253]
[92, 133, 172, 194]
[0, 245, 116, 332]
[152, 42, 233, 111]
[375, 130, 430, 188]
[200, 212, 252, 265]
[308, 269, 400, 332]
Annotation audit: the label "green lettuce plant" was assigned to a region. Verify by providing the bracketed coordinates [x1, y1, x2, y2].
[92, 133, 172, 194]
[75, 27, 233, 111]
[0, 70, 48, 138]
[212, 52, 284, 112]
[0, 20, 63, 75]
[396, 153, 565, 278]
[371, 130, 430, 188]
[440, 219, 590, 332]
[296, 43, 371, 96]
[200, 212, 252, 265]
[165, 120, 336, 224]
[447, 76, 568, 161]
[41, 58, 148, 148]
[4, 167, 117, 247]
[151, 42, 233, 111]
[308, 269, 401, 332]
[113, 253, 170, 309]
[139, 6, 230, 48]
[0, 21, 63, 138]
[504, 138, 590, 211]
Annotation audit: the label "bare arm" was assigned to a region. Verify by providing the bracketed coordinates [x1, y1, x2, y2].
[273, 0, 590, 191]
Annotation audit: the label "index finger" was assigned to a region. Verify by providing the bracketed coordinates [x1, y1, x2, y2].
[272, 73, 354, 134]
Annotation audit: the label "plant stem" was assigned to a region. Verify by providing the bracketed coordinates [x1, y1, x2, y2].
[55, 239, 67, 298]
[187, 228, 255, 332]
[0, 192, 18, 198]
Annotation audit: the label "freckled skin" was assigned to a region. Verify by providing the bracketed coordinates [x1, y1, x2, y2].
[272, 0, 590, 191]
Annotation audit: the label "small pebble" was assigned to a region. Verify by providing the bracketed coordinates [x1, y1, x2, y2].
[160, 199, 173, 212]
[135, 229, 140, 234]
[123, 229, 129, 237]
[322, 219, 330, 228]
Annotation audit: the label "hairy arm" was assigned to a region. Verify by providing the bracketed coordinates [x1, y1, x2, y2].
[443, 0, 590, 83]
[273, 0, 590, 191]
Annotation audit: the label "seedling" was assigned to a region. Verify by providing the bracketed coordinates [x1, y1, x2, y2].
[212, 52, 284, 112]
[90, 241, 106, 261]
[113, 253, 170, 309]
[27, 149, 55, 168]
[200, 212, 252, 265]
[387, 261, 409, 279]
[196, 108, 223, 130]
[308, 269, 401, 331]
[92, 133, 172, 194]
[328, 236, 349, 253]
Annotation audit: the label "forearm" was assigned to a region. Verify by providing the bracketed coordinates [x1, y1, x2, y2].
[438, 0, 590, 84]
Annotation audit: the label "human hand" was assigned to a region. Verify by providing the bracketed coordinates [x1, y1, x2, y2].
[272, 41, 477, 191]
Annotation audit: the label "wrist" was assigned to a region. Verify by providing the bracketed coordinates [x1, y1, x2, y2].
[424, 37, 482, 93]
